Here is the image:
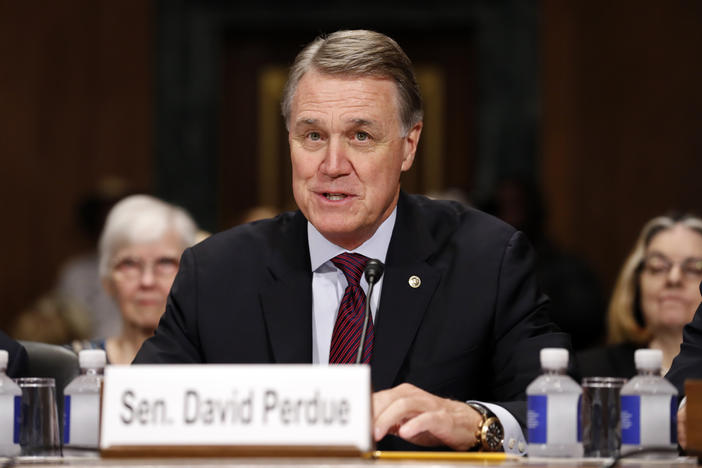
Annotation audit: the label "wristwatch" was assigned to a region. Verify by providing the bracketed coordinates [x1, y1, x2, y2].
[467, 402, 504, 451]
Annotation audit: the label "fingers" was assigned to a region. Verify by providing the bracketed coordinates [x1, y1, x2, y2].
[373, 384, 431, 441]
[372, 382, 421, 420]
[397, 406, 476, 451]
[372, 383, 480, 450]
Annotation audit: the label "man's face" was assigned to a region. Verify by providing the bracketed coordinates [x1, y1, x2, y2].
[289, 70, 422, 249]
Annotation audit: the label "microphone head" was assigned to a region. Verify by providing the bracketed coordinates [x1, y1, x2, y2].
[364, 259, 384, 284]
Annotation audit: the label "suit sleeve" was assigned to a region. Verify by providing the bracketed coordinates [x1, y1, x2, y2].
[490, 231, 572, 427]
[666, 292, 702, 396]
[133, 248, 204, 364]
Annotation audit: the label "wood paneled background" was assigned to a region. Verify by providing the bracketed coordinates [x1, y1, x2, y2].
[542, 0, 702, 293]
[0, 1, 152, 328]
[1, 0, 700, 332]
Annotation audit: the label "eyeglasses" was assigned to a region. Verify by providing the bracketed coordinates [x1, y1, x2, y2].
[640, 254, 702, 281]
[112, 256, 179, 281]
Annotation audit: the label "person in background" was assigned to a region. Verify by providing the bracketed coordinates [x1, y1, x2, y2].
[578, 213, 702, 378]
[11, 292, 91, 345]
[480, 176, 606, 351]
[425, 187, 471, 207]
[56, 176, 135, 339]
[237, 205, 279, 225]
[70, 195, 198, 364]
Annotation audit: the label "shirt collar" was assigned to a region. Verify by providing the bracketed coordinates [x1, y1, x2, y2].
[308, 207, 397, 272]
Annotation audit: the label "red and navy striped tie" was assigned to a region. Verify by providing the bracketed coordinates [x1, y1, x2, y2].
[329, 252, 374, 364]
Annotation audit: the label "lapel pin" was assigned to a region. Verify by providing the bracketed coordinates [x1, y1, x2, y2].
[408, 275, 421, 289]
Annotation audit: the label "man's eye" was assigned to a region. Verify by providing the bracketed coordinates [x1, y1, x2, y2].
[307, 132, 321, 141]
[355, 131, 369, 141]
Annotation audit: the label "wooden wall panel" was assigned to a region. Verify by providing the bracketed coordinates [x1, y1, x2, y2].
[3, 0, 699, 334]
[0, 1, 152, 328]
[542, 0, 702, 295]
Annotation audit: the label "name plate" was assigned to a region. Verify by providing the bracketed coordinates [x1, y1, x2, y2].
[100, 364, 372, 456]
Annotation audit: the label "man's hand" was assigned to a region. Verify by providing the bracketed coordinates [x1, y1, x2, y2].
[678, 400, 687, 450]
[372, 383, 482, 451]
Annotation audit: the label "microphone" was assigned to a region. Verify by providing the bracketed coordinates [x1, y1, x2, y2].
[356, 259, 385, 364]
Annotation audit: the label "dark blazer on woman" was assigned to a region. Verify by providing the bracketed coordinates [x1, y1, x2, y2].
[134, 192, 571, 448]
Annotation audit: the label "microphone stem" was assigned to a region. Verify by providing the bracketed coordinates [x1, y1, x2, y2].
[356, 281, 375, 364]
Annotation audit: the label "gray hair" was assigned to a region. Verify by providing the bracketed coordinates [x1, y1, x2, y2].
[281, 30, 423, 134]
[98, 195, 198, 278]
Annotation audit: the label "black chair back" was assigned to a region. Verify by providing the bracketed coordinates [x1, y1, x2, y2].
[18, 340, 80, 440]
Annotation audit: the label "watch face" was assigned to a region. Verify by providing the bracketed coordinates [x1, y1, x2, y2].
[484, 418, 504, 451]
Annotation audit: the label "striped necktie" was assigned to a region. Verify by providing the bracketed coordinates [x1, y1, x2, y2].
[329, 253, 374, 364]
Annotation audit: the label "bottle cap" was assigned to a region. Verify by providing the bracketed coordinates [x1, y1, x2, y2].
[0, 350, 7, 369]
[540, 347, 569, 370]
[634, 348, 662, 371]
[79, 349, 107, 369]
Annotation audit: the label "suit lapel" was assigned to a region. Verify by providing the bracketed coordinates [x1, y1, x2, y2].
[259, 212, 313, 363]
[372, 193, 441, 390]
[256, 195, 443, 378]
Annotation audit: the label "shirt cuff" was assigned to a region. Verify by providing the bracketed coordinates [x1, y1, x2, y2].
[470, 400, 527, 456]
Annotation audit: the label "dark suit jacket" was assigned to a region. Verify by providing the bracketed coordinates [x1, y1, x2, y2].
[135, 193, 571, 449]
[666, 283, 702, 396]
[0, 329, 28, 378]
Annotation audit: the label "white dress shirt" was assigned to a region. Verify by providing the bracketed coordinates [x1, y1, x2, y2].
[307, 207, 527, 455]
[309, 209, 394, 365]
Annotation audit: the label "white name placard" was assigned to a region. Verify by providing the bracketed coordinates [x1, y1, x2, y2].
[100, 364, 372, 455]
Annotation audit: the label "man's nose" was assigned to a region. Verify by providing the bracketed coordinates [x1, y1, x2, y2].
[320, 137, 351, 177]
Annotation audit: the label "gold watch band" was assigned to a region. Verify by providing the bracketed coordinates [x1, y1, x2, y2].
[466, 402, 504, 451]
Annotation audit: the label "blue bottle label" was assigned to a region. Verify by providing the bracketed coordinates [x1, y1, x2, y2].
[64, 395, 71, 444]
[13, 395, 21, 444]
[527, 395, 547, 444]
[621, 395, 640, 445]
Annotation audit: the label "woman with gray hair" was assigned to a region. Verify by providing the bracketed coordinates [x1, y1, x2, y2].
[71, 195, 198, 364]
[577, 213, 702, 378]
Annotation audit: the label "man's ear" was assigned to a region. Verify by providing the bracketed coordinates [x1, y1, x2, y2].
[401, 122, 423, 172]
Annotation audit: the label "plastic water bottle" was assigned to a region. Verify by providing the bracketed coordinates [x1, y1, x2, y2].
[526, 347, 583, 457]
[0, 350, 21, 456]
[63, 349, 106, 450]
[620, 349, 677, 456]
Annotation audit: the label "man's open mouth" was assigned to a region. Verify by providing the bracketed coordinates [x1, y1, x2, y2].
[324, 193, 348, 201]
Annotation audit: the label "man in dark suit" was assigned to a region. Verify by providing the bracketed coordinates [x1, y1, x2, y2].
[666, 282, 702, 450]
[135, 30, 570, 453]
